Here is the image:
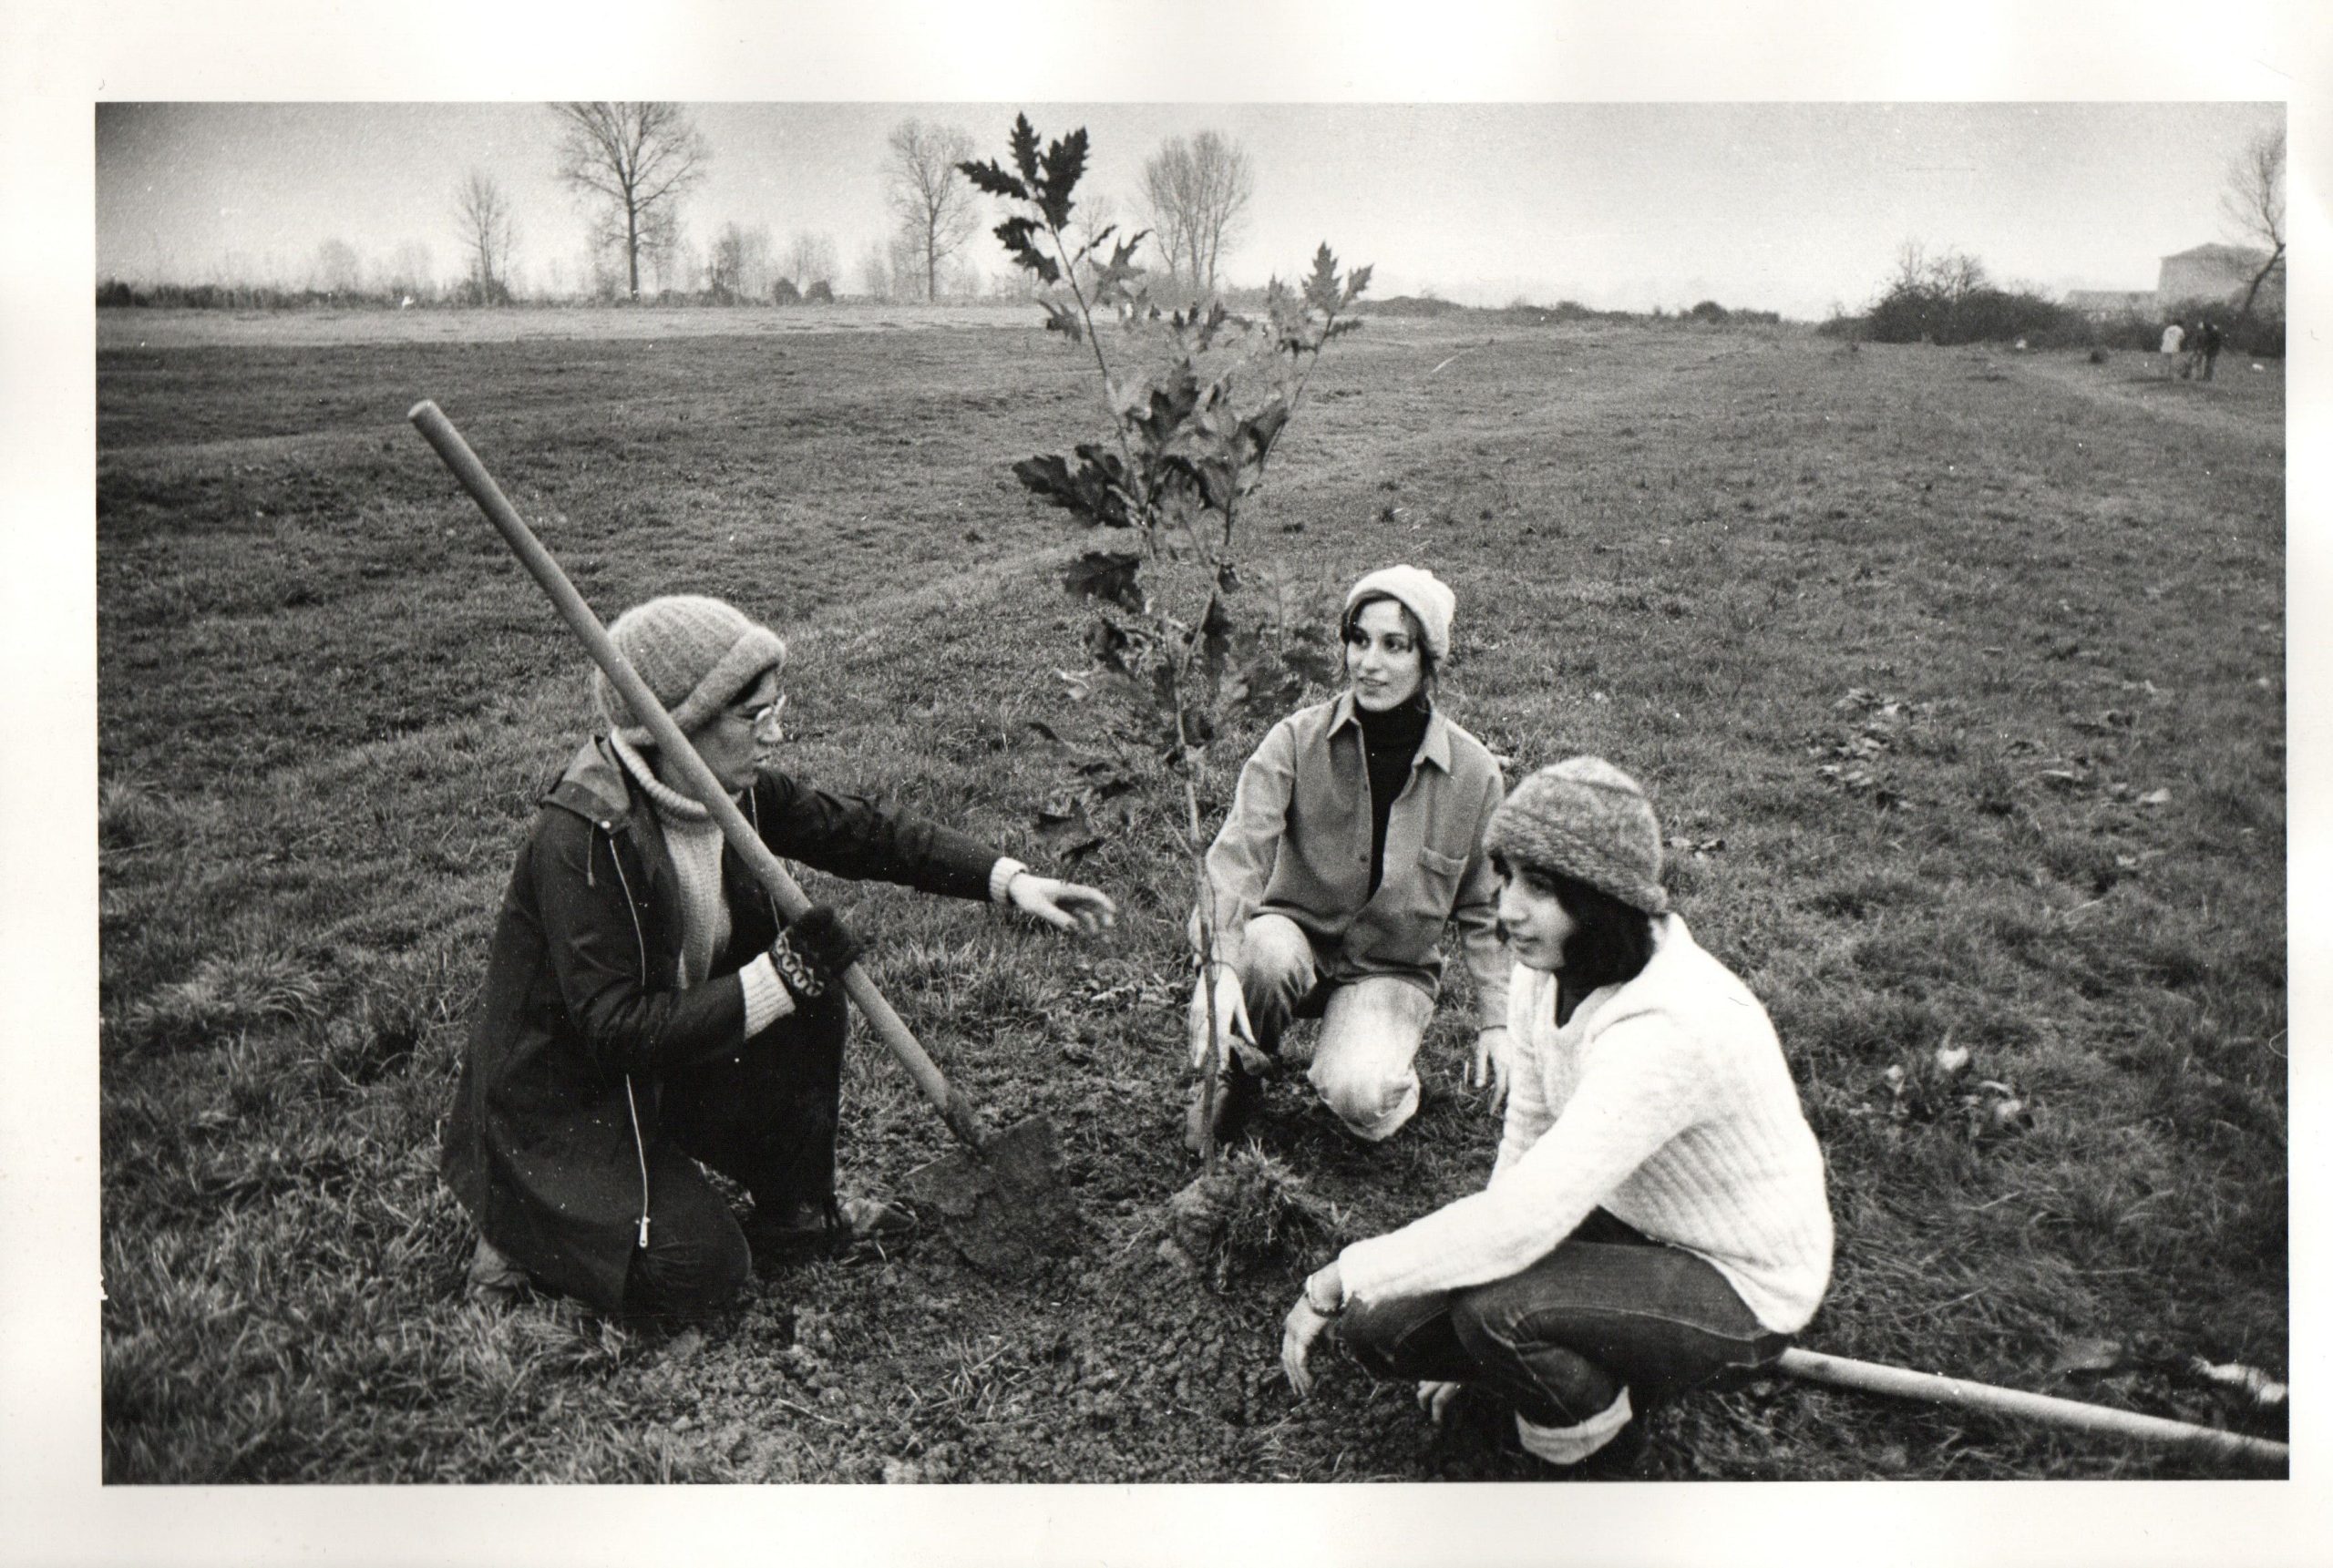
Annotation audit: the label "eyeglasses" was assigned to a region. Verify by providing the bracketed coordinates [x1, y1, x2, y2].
[730, 692, 786, 742]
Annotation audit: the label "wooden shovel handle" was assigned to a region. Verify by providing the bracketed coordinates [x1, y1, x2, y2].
[1777, 1348, 2287, 1465]
[408, 400, 991, 1153]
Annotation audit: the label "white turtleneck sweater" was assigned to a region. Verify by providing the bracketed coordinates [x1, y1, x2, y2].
[612, 735, 793, 1038]
[1334, 914, 1834, 1334]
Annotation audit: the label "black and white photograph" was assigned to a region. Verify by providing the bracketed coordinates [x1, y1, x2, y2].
[5, 2, 2327, 1563]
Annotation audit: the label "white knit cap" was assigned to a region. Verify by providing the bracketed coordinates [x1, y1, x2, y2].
[591, 595, 787, 745]
[1342, 565, 1455, 662]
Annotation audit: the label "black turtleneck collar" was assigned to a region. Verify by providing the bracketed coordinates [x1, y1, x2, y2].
[1354, 692, 1432, 751]
[1356, 694, 1432, 897]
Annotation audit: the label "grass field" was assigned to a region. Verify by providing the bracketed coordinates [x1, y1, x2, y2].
[96, 305, 2286, 1482]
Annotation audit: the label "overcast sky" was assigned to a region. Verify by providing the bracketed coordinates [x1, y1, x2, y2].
[96, 100, 2282, 318]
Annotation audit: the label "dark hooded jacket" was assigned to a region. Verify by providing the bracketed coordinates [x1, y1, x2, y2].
[441, 737, 999, 1312]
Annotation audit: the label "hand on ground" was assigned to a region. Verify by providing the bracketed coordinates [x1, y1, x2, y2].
[1468, 1025, 1512, 1116]
[1281, 1295, 1334, 1399]
[1415, 1380, 1462, 1427]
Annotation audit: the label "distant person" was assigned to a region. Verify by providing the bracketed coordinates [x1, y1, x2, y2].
[443, 595, 1117, 1321]
[1280, 757, 1834, 1473]
[2196, 318, 2225, 382]
[2159, 320, 2185, 380]
[1186, 566, 1509, 1152]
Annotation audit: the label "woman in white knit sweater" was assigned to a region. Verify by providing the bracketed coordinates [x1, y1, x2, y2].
[1280, 756, 1833, 1470]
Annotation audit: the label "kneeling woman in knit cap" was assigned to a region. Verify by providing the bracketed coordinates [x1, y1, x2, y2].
[1187, 565, 1509, 1150]
[443, 595, 1116, 1321]
[1280, 758, 1832, 1471]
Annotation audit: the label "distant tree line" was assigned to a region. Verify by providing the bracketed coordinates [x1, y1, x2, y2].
[1824, 137, 2287, 358]
[1816, 238, 2284, 358]
[102, 102, 1288, 313]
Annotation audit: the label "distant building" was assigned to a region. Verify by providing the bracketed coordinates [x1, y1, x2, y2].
[2064, 289, 2157, 318]
[2156, 243, 2283, 311]
[2063, 246, 2284, 319]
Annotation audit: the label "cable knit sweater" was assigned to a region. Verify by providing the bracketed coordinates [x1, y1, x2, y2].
[1335, 915, 1833, 1333]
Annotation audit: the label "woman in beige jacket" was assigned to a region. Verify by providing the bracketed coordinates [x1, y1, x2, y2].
[1187, 566, 1509, 1150]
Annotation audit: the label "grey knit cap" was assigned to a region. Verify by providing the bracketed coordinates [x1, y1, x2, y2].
[1485, 756, 1669, 914]
[591, 595, 787, 745]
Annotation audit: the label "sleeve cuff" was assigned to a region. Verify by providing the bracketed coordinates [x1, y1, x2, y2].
[739, 953, 797, 1039]
[988, 856, 1028, 905]
[1334, 1240, 1387, 1307]
[1192, 901, 1247, 968]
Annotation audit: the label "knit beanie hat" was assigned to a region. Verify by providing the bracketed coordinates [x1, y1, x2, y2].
[591, 595, 787, 745]
[1342, 565, 1456, 662]
[1485, 756, 1669, 914]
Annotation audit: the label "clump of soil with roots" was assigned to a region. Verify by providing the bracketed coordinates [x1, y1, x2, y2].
[1154, 1144, 1347, 1291]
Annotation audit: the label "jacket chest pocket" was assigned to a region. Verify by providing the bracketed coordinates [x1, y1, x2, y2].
[1396, 845, 1467, 922]
[1416, 845, 1466, 884]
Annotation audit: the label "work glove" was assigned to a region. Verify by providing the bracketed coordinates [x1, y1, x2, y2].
[769, 906, 864, 1003]
[1187, 964, 1258, 1072]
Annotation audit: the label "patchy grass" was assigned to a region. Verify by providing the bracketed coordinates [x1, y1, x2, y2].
[98, 316, 2283, 1481]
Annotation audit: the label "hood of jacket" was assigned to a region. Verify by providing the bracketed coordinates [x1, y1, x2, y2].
[543, 735, 648, 832]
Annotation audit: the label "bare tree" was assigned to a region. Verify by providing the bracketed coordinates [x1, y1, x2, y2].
[887, 229, 923, 302]
[551, 102, 710, 301]
[856, 240, 892, 302]
[2221, 124, 2287, 326]
[585, 240, 627, 301]
[886, 118, 980, 302]
[1140, 130, 1254, 294]
[1934, 248, 1987, 304]
[1143, 173, 1194, 292]
[381, 241, 438, 304]
[782, 231, 838, 292]
[454, 170, 516, 305]
[310, 237, 363, 297]
[710, 220, 773, 301]
[1888, 238, 1929, 294]
[651, 225, 696, 297]
[1887, 239, 1985, 300]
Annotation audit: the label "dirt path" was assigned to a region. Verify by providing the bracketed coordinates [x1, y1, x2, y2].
[2006, 350, 2283, 452]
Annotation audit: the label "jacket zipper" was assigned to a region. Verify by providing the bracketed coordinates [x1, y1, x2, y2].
[607, 825, 654, 1249]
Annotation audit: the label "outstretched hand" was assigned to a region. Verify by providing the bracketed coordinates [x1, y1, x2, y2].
[1008, 874, 1118, 936]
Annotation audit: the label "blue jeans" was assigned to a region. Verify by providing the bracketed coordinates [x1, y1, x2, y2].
[1342, 1210, 1789, 1426]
